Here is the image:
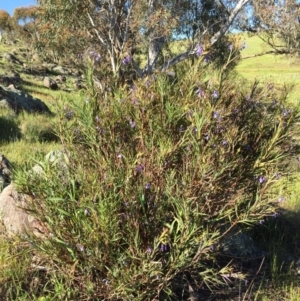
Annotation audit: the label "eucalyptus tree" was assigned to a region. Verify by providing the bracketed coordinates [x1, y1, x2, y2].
[238, 0, 300, 57]
[12, 6, 41, 44]
[0, 10, 12, 42]
[35, 0, 249, 78]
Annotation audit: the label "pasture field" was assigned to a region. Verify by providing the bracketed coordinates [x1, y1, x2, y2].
[237, 34, 300, 104]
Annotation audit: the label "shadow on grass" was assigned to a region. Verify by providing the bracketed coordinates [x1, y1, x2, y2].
[187, 211, 300, 301]
[0, 116, 21, 142]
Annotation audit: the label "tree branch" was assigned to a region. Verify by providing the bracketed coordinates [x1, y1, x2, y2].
[242, 49, 292, 59]
[160, 50, 192, 72]
[160, 0, 249, 73]
[210, 0, 250, 45]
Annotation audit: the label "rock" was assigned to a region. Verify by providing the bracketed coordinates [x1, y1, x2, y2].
[3, 52, 22, 65]
[55, 75, 66, 83]
[23, 65, 49, 76]
[0, 184, 47, 237]
[0, 85, 52, 114]
[43, 77, 58, 90]
[42, 63, 56, 70]
[3, 53, 16, 62]
[10, 72, 20, 79]
[31, 165, 46, 178]
[0, 154, 11, 191]
[0, 74, 21, 87]
[32, 53, 40, 61]
[74, 81, 83, 90]
[52, 65, 69, 75]
[219, 228, 266, 260]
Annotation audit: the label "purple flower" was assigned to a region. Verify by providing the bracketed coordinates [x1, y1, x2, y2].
[135, 164, 144, 174]
[122, 55, 131, 65]
[129, 120, 136, 128]
[145, 182, 151, 190]
[77, 244, 85, 252]
[160, 243, 170, 253]
[117, 153, 124, 159]
[204, 54, 211, 63]
[102, 279, 109, 285]
[259, 176, 266, 184]
[282, 109, 291, 117]
[213, 111, 222, 120]
[195, 44, 203, 56]
[179, 125, 185, 133]
[212, 90, 219, 98]
[197, 87, 205, 97]
[278, 196, 284, 203]
[65, 110, 74, 120]
[95, 53, 101, 62]
[222, 139, 228, 146]
[89, 51, 101, 62]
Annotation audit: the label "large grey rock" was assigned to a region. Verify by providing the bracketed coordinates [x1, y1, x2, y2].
[0, 184, 47, 237]
[219, 229, 266, 259]
[0, 154, 11, 191]
[0, 84, 52, 114]
[0, 74, 21, 87]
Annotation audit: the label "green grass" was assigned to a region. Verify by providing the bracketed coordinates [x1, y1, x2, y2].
[237, 34, 300, 103]
[234, 34, 300, 300]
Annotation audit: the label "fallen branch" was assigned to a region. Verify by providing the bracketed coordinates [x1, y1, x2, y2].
[241, 49, 292, 59]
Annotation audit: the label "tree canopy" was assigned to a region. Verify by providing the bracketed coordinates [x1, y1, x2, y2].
[0, 10, 13, 36]
[33, 0, 249, 77]
[7, 0, 300, 79]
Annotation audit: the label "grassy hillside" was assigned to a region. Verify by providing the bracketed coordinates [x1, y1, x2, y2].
[237, 34, 300, 104]
[0, 41, 78, 166]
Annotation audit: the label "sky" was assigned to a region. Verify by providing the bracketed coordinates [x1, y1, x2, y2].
[0, 0, 37, 16]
